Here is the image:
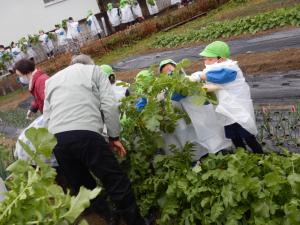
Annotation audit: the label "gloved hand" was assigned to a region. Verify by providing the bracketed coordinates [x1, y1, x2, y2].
[188, 72, 201, 82]
[156, 91, 166, 102]
[135, 98, 147, 112]
[203, 84, 222, 92]
[187, 71, 206, 82]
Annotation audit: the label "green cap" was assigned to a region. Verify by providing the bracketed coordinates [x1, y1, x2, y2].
[100, 64, 114, 76]
[120, 0, 127, 8]
[107, 3, 113, 11]
[87, 9, 93, 17]
[199, 41, 230, 58]
[159, 59, 176, 72]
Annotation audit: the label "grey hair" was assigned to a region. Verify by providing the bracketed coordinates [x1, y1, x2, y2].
[70, 54, 95, 65]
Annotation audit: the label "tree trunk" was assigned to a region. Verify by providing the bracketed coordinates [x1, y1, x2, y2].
[137, 0, 150, 18]
[96, 0, 113, 35]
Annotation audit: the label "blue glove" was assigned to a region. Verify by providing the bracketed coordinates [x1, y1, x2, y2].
[59, 31, 65, 36]
[171, 92, 186, 102]
[13, 51, 19, 56]
[45, 37, 49, 43]
[87, 20, 92, 26]
[77, 26, 81, 33]
[135, 98, 147, 112]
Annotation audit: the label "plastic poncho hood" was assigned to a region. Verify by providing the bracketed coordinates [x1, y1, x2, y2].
[159, 59, 177, 73]
[87, 9, 93, 17]
[120, 0, 127, 8]
[100, 64, 114, 76]
[107, 3, 113, 11]
[200, 41, 230, 59]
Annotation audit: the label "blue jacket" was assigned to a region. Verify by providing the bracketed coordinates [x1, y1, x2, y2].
[206, 68, 237, 84]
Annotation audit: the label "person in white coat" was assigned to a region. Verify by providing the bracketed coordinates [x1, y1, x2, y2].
[25, 39, 37, 62]
[146, 0, 159, 15]
[86, 10, 103, 39]
[158, 59, 231, 161]
[10, 42, 24, 63]
[54, 24, 69, 52]
[100, 64, 129, 101]
[189, 41, 263, 153]
[107, 3, 121, 30]
[119, 0, 135, 26]
[39, 30, 54, 59]
[66, 17, 81, 40]
[131, 1, 144, 21]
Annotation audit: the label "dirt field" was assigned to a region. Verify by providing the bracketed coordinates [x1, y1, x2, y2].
[116, 48, 300, 82]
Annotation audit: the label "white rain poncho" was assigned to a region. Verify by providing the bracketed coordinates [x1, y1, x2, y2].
[14, 116, 58, 167]
[11, 46, 24, 62]
[55, 28, 68, 46]
[171, 0, 181, 5]
[132, 3, 143, 18]
[87, 14, 103, 36]
[112, 80, 128, 101]
[163, 98, 232, 161]
[120, 4, 135, 24]
[146, 1, 159, 15]
[107, 8, 121, 27]
[67, 21, 81, 39]
[0, 178, 6, 202]
[26, 44, 37, 59]
[203, 60, 258, 135]
[39, 33, 54, 53]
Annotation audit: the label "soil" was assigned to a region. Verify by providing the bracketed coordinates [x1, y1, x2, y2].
[0, 91, 31, 111]
[116, 47, 300, 80]
[113, 28, 300, 71]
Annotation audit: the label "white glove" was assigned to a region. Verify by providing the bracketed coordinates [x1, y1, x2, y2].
[26, 110, 33, 120]
[203, 84, 222, 92]
[156, 92, 166, 102]
[187, 71, 202, 82]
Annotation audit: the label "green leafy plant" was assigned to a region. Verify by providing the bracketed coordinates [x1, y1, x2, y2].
[151, 5, 300, 48]
[0, 128, 101, 225]
[118, 60, 300, 224]
[136, 147, 300, 225]
[0, 144, 13, 180]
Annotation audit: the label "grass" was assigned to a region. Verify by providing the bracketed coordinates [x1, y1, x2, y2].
[0, 108, 32, 128]
[0, 88, 27, 103]
[95, 0, 300, 65]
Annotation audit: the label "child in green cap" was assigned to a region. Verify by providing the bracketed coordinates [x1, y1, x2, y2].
[189, 41, 263, 153]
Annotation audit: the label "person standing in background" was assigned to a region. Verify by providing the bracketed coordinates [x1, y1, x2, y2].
[10, 42, 24, 63]
[107, 3, 121, 31]
[39, 30, 54, 59]
[119, 0, 135, 27]
[131, 0, 145, 22]
[55, 24, 69, 52]
[86, 10, 103, 39]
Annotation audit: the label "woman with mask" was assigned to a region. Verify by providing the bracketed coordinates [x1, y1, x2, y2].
[14, 59, 49, 119]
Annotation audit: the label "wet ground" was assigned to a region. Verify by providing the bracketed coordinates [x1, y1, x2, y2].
[248, 70, 300, 104]
[113, 28, 300, 71]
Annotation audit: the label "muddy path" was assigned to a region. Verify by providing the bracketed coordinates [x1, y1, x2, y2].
[113, 28, 300, 71]
[248, 70, 300, 104]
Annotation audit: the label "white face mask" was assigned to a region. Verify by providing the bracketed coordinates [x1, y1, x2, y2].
[19, 76, 30, 85]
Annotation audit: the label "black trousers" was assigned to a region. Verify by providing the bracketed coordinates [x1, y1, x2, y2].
[53, 130, 145, 225]
[225, 123, 263, 154]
